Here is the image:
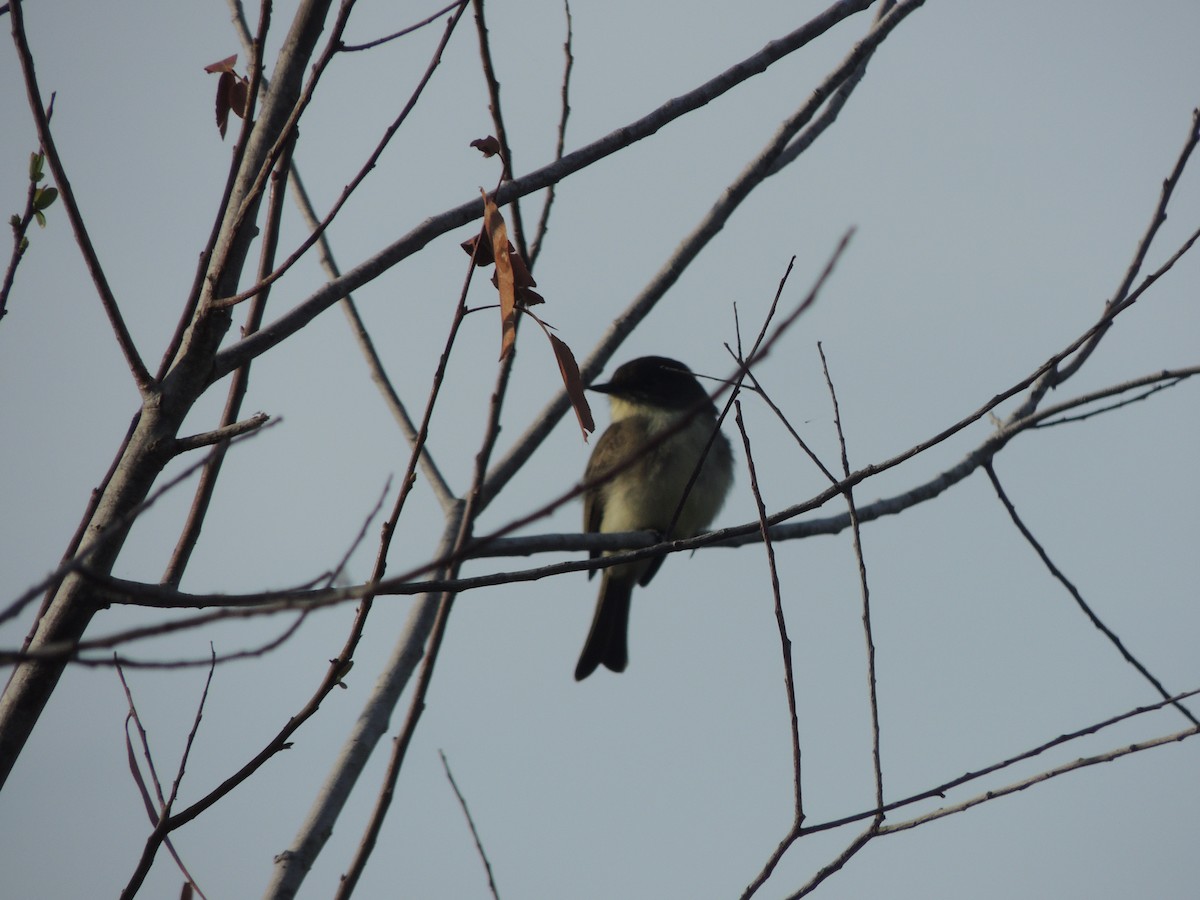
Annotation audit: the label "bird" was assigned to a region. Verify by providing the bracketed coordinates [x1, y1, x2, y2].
[574, 356, 734, 680]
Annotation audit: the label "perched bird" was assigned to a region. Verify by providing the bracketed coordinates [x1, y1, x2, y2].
[575, 356, 734, 680]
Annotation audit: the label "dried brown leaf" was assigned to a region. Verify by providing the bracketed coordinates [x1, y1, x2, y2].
[548, 334, 594, 438]
[206, 56, 248, 138]
[215, 71, 234, 138]
[508, 252, 536, 289]
[482, 190, 517, 360]
[517, 286, 545, 306]
[462, 233, 500, 267]
[470, 135, 502, 157]
[203, 54, 238, 74]
[228, 76, 250, 120]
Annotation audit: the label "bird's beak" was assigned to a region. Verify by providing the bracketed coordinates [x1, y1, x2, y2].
[588, 380, 615, 395]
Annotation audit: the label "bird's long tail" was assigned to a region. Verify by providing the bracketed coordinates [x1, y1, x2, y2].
[574, 573, 633, 680]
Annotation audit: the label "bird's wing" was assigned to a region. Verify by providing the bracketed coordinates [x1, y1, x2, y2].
[583, 416, 647, 544]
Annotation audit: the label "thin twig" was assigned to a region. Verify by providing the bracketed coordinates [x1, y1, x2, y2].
[471, 0, 527, 258]
[819, 343, 883, 821]
[527, 0, 574, 268]
[0, 420, 280, 634]
[1031, 377, 1183, 428]
[226, 0, 456, 510]
[741, 373, 838, 485]
[18, 409, 141, 653]
[116, 659, 212, 900]
[165, 645, 217, 811]
[214, 0, 470, 309]
[8, 0, 152, 391]
[1013, 106, 1200, 418]
[340, 0, 463, 51]
[210, 0, 910, 380]
[983, 461, 1199, 726]
[335, 237, 522, 900]
[197, 1, 360, 319]
[0, 130, 55, 321]
[877, 723, 1200, 834]
[439, 750, 502, 900]
[796, 686, 1200, 837]
[269, 214, 494, 900]
[171, 412, 271, 454]
[326, 476, 395, 590]
[735, 401, 805, 900]
[789, 825, 875, 899]
[767, 0, 896, 177]
[161, 124, 296, 586]
[156, 0, 271, 378]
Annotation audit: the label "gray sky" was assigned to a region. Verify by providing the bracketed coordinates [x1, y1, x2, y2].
[2, 1, 1198, 898]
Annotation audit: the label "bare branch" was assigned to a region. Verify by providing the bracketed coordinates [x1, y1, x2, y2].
[116, 659, 212, 900]
[302, 169, 458, 509]
[439, 750, 502, 900]
[334, 271, 523, 900]
[195, 1, 359, 320]
[735, 400, 805, 899]
[1105, 106, 1200, 315]
[0, 0, 337, 789]
[210, 0, 904, 381]
[984, 461, 1199, 726]
[798, 687, 1200, 837]
[1013, 106, 1200, 418]
[766, 0, 896, 177]
[527, 0, 574, 268]
[819, 343, 884, 819]
[7, 0, 152, 391]
[1032, 376, 1186, 427]
[264, 228, 496, 900]
[226, 0, 456, 510]
[0, 420, 279, 635]
[788, 825, 875, 899]
[340, 0, 465, 51]
[213, 0, 471, 310]
[156, 0, 271, 378]
[471, 0, 529, 259]
[171, 412, 271, 455]
[877, 724, 1200, 835]
[161, 122, 297, 586]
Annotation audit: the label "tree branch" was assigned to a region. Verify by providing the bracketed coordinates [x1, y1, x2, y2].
[1012, 106, 1200, 418]
[7, 0, 152, 392]
[984, 461, 1199, 726]
[0, 0, 338, 791]
[209, 0, 901, 381]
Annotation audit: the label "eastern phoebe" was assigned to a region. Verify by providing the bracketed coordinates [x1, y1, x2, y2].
[574, 356, 734, 680]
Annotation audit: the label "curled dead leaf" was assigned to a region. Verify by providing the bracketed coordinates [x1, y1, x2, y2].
[215, 71, 235, 138]
[228, 76, 249, 120]
[461, 233, 496, 267]
[203, 54, 238, 74]
[549, 333, 595, 438]
[481, 189, 517, 361]
[207, 56, 250, 139]
[470, 136, 502, 157]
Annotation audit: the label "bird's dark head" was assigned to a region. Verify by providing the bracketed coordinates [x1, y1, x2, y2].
[589, 356, 713, 413]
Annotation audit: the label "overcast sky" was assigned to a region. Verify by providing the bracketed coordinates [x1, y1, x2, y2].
[2, 2, 1198, 898]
